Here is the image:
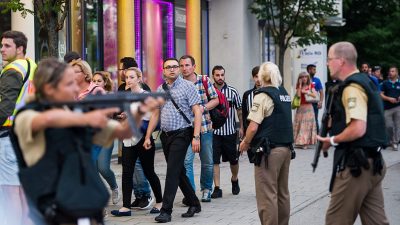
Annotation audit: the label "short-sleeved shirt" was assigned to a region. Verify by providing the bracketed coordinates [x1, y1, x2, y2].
[342, 83, 367, 124]
[214, 83, 242, 136]
[312, 76, 323, 92]
[193, 75, 218, 133]
[13, 109, 119, 167]
[247, 93, 274, 124]
[157, 76, 201, 132]
[380, 79, 400, 110]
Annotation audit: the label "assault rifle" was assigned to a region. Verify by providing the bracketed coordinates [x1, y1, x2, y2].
[42, 92, 170, 136]
[311, 87, 336, 172]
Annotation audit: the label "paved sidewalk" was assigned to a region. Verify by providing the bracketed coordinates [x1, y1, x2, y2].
[104, 147, 400, 225]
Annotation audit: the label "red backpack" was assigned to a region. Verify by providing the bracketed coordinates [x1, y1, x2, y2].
[202, 76, 229, 129]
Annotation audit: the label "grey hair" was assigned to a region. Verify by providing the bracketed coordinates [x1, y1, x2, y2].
[331, 41, 358, 66]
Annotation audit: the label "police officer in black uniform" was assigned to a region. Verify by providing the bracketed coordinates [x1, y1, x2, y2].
[239, 62, 293, 225]
[317, 42, 389, 225]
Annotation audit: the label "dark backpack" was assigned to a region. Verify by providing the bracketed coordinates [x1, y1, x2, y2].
[202, 75, 229, 129]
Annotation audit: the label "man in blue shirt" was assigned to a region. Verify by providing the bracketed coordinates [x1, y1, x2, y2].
[144, 58, 202, 222]
[307, 64, 324, 131]
[380, 66, 400, 151]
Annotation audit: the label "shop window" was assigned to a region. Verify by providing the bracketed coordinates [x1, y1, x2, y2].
[136, 0, 175, 90]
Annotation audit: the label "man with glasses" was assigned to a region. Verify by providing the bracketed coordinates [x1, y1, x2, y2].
[318, 42, 389, 225]
[144, 58, 202, 223]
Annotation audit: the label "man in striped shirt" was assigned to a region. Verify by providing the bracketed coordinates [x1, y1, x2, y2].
[242, 66, 261, 133]
[211, 65, 244, 198]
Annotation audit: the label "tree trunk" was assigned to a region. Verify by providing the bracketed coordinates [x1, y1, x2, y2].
[278, 44, 286, 85]
[47, 18, 59, 57]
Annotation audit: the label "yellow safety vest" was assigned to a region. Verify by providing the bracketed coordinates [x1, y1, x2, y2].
[1, 58, 37, 127]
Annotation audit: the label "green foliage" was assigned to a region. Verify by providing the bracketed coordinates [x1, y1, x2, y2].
[249, 0, 338, 79]
[0, 0, 33, 18]
[327, 0, 400, 73]
[0, 0, 69, 57]
[249, 0, 338, 50]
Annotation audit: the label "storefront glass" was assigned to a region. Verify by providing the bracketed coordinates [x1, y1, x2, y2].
[136, 0, 175, 90]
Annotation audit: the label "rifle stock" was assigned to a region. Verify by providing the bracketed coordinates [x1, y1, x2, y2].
[311, 88, 336, 172]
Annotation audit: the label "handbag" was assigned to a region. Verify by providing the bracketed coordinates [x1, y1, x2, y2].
[304, 89, 320, 103]
[291, 95, 301, 109]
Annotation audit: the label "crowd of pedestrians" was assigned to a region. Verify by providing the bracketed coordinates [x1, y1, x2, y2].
[0, 30, 397, 225]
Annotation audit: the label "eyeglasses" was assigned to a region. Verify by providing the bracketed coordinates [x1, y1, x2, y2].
[164, 65, 179, 70]
[327, 57, 339, 62]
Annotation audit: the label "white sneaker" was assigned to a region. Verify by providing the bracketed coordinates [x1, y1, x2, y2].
[138, 196, 154, 210]
[112, 188, 121, 205]
[393, 144, 399, 151]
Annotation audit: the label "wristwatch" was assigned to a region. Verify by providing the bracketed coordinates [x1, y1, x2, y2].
[203, 105, 208, 112]
[193, 135, 200, 141]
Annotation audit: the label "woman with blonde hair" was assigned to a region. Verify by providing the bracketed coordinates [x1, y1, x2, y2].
[239, 62, 293, 225]
[70, 59, 105, 100]
[111, 67, 163, 216]
[293, 72, 317, 149]
[70, 60, 120, 206]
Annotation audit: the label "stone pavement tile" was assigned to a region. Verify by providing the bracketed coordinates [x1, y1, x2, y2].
[105, 146, 400, 225]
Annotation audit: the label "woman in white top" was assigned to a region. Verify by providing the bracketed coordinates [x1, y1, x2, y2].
[111, 67, 163, 216]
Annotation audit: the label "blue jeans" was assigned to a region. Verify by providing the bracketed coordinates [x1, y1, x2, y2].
[97, 143, 118, 190]
[184, 131, 214, 192]
[312, 103, 319, 132]
[133, 159, 151, 198]
[0, 136, 19, 185]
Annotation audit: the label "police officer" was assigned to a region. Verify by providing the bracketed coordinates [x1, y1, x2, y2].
[239, 62, 293, 225]
[317, 42, 389, 225]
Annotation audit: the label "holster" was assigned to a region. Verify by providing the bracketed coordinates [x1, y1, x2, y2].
[250, 137, 271, 167]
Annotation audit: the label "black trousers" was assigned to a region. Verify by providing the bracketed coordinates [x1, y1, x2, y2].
[121, 137, 162, 208]
[160, 127, 200, 214]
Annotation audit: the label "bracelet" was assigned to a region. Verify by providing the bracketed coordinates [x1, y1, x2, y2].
[330, 136, 339, 146]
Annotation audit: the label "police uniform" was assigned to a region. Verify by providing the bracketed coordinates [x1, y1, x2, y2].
[326, 73, 389, 225]
[247, 86, 293, 225]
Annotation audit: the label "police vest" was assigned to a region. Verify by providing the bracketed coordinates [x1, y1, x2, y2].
[9, 102, 109, 223]
[330, 73, 387, 148]
[251, 86, 293, 146]
[1, 58, 37, 127]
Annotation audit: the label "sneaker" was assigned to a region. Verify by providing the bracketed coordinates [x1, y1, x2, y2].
[131, 197, 141, 209]
[138, 196, 154, 210]
[393, 144, 399, 151]
[211, 187, 222, 199]
[201, 190, 211, 202]
[112, 188, 120, 205]
[231, 179, 240, 195]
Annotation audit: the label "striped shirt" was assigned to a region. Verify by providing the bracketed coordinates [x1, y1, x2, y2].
[214, 83, 242, 136]
[242, 87, 256, 132]
[193, 75, 218, 133]
[157, 76, 201, 132]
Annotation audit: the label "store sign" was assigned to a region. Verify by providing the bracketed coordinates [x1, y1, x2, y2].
[175, 7, 186, 28]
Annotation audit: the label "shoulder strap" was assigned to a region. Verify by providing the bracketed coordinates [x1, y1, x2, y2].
[202, 75, 210, 100]
[88, 85, 100, 95]
[162, 82, 191, 124]
[23, 59, 31, 84]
